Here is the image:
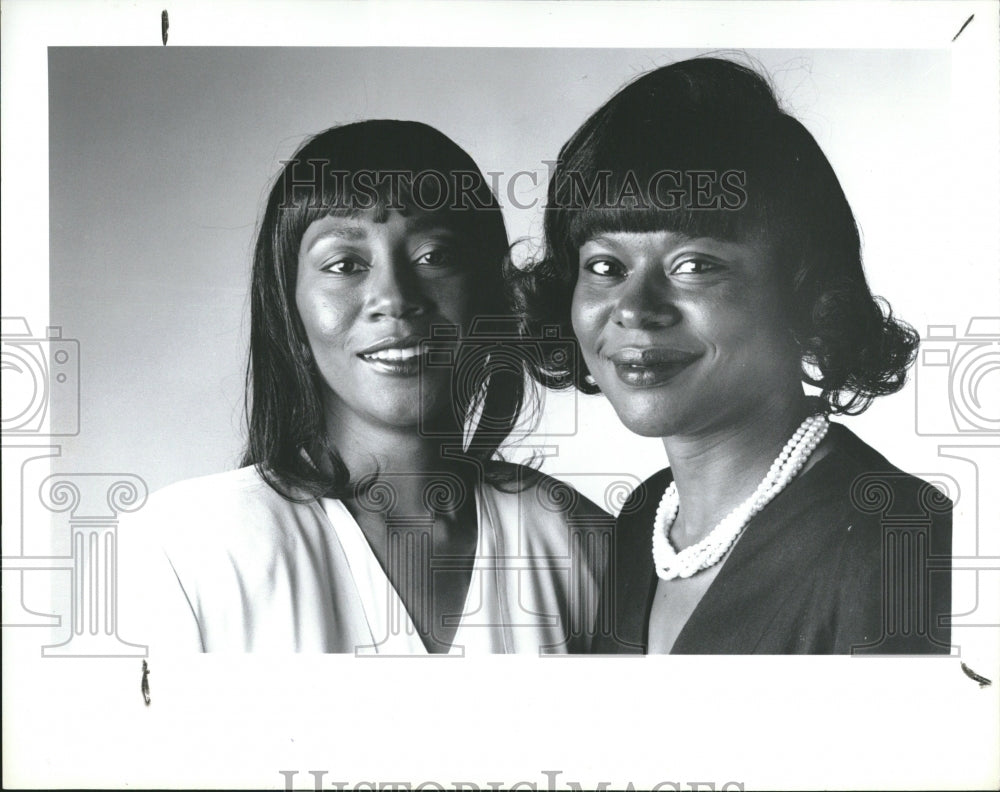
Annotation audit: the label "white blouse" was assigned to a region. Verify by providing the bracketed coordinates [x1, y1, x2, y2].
[120, 464, 610, 655]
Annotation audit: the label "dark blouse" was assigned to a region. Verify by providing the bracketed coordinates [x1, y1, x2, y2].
[591, 423, 952, 654]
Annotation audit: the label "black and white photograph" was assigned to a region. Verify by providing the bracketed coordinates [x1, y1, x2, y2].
[2, 1, 999, 788]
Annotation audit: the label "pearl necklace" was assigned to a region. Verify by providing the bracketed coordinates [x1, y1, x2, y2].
[652, 414, 830, 581]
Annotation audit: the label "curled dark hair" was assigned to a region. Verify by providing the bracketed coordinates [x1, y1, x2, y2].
[242, 119, 522, 500]
[510, 56, 918, 414]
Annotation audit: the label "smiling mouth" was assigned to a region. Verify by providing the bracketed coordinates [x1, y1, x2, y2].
[361, 346, 423, 363]
[606, 348, 700, 388]
[358, 345, 427, 375]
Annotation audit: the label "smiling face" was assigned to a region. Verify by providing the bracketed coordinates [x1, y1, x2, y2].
[295, 209, 481, 435]
[571, 230, 805, 438]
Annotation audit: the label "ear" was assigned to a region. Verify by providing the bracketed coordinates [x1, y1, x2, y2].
[579, 356, 601, 394]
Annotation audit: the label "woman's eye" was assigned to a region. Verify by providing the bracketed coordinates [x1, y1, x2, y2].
[671, 258, 717, 275]
[583, 258, 624, 277]
[321, 258, 366, 275]
[414, 249, 457, 268]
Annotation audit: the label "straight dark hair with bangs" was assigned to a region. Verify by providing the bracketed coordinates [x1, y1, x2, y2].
[242, 119, 519, 501]
[512, 56, 919, 413]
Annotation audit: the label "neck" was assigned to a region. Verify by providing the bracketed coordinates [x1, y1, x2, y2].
[332, 422, 457, 478]
[321, 405, 467, 514]
[662, 390, 816, 542]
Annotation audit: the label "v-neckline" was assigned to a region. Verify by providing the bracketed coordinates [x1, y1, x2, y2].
[652, 428, 845, 653]
[320, 487, 484, 655]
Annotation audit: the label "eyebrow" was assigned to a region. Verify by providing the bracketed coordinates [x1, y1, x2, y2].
[304, 216, 460, 254]
[306, 224, 369, 248]
[401, 214, 460, 236]
[583, 231, 697, 247]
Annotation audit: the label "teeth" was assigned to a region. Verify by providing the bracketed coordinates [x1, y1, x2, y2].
[363, 346, 422, 362]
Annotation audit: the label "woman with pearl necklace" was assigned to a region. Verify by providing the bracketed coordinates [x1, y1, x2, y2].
[512, 56, 952, 654]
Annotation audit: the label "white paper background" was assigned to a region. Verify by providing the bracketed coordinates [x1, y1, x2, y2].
[2, 1, 998, 789]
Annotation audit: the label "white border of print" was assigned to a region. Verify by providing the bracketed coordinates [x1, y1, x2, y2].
[3, 1, 999, 790]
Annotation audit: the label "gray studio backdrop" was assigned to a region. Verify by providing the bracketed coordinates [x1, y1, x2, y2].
[49, 47, 954, 503]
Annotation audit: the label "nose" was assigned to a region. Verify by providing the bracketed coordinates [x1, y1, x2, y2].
[364, 256, 427, 321]
[611, 268, 680, 330]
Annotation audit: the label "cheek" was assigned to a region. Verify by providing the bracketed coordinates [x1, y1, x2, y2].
[742, 285, 794, 349]
[570, 284, 604, 352]
[689, 296, 748, 350]
[295, 288, 353, 348]
[431, 273, 481, 328]
[697, 287, 795, 369]
[451, 283, 479, 323]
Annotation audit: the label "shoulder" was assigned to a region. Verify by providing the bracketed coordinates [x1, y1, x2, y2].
[480, 462, 613, 551]
[483, 460, 611, 522]
[481, 462, 612, 604]
[819, 423, 953, 525]
[147, 465, 269, 507]
[806, 427, 952, 653]
[617, 467, 672, 526]
[147, 465, 308, 513]
[776, 424, 952, 594]
[136, 465, 323, 549]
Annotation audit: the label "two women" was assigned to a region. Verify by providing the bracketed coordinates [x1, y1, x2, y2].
[516, 57, 951, 654]
[135, 57, 950, 655]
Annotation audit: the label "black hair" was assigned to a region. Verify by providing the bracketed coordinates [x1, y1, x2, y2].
[511, 56, 919, 414]
[242, 119, 523, 500]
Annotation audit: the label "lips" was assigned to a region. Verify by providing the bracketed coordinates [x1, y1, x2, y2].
[605, 346, 700, 388]
[357, 336, 427, 376]
[362, 346, 422, 363]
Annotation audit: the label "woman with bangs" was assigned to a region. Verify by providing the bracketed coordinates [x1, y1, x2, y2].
[513, 58, 952, 654]
[130, 120, 610, 654]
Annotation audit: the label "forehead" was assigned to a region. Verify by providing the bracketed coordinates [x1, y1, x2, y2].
[580, 230, 771, 261]
[299, 209, 458, 250]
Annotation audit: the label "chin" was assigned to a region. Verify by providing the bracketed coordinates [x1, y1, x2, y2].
[615, 409, 677, 438]
[604, 389, 695, 439]
[370, 403, 440, 430]
[378, 395, 459, 434]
